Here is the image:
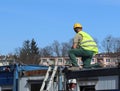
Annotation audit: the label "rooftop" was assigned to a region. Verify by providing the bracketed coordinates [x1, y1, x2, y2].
[63, 66, 120, 79]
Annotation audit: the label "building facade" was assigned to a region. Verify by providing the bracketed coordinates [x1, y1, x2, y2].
[39, 53, 120, 67]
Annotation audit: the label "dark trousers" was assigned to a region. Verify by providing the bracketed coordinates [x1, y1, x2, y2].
[68, 47, 94, 68]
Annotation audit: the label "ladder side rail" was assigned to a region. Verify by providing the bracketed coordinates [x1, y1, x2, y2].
[46, 66, 58, 91]
[40, 66, 52, 91]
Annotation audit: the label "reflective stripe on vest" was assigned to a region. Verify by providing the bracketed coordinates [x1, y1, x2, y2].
[80, 40, 95, 44]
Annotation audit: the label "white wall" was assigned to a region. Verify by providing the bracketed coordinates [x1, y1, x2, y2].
[96, 76, 118, 90]
[78, 76, 119, 90]
[0, 87, 1, 91]
[18, 76, 44, 91]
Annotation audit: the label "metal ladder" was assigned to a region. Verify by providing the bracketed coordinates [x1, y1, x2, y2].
[40, 65, 58, 91]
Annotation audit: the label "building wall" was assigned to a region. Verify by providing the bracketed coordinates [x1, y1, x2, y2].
[18, 76, 44, 91]
[39, 56, 119, 67]
[0, 86, 12, 91]
[96, 76, 118, 90]
[39, 57, 82, 66]
[77, 76, 119, 91]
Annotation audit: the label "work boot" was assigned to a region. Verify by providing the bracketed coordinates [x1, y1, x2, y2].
[98, 60, 106, 67]
[68, 66, 82, 70]
[79, 65, 83, 69]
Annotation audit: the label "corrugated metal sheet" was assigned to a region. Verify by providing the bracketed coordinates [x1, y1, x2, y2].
[0, 71, 13, 85]
[78, 76, 119, 90]
[96, 76, 118, 90]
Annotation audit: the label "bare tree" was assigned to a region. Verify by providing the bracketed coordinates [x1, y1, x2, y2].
[94, 37, 99, 44]
[61, 42, 71, 56]
[101, 35, 113, 53]
[101, 35, 120, 53]
[40, 46, 53, 57]
[52, 40, 61, 56]
[114, 38, 120, 52]
[61, 39, 73, 56]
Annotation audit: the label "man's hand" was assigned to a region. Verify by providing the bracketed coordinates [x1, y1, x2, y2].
[72, 43, 77, 49]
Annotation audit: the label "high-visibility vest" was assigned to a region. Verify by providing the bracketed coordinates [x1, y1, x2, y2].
[78, 31, 98, 54]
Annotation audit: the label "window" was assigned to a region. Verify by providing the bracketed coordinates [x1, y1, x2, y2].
[91, 59, 94, 62]
[42, 59, 47, 62]
[49, 59, 55, 65]
[2, 90, 12, 91]
[65, 59, 71, 65]
[116, 59, 120, 63]
[80, 85, 95, 91]
[58, 59, 63, 62]
[1, 86, 12, 91]
[106, 59, 110, 62]
[31, 83, 42, 91]
[28, 80, 43, 91]
[58, 59, 63, 65]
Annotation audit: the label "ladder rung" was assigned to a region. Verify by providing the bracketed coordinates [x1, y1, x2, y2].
[40, 66, 58, 91]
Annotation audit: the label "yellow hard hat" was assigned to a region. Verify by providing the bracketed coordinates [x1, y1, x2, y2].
[73, 23, 82, 29]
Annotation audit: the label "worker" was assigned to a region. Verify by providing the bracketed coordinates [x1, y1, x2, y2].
[68, 79, 77, 91]
[68, 23, 98, 69]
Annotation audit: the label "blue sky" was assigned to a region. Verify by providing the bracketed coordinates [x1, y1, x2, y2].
[0, 0, 120, 55]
